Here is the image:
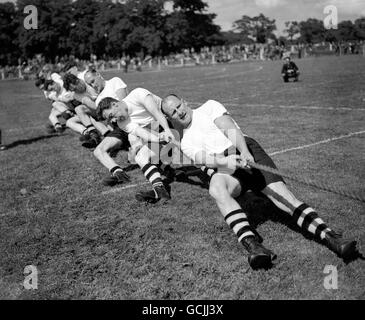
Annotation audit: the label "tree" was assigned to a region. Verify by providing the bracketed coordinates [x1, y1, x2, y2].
[92, 1, 130, 57]
[164, 0, 222, 53]
[299, 18, 325, 43]
[68, 0, 102, 59]
[233, 13, 276, 43]
[16, 0, 73, 60]
[0, 2, 19, 65]
[284, 21, 300, 42]
[354, 18, 365, 40]
[123, 0, 167, 56]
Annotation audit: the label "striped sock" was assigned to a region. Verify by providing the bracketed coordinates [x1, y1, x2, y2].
[225, 209, 255, 243]
[201, 166, 216, 179]
[142, 164, 163, 189]
[292, 203, 332, 240]
[83, 125, 95, 135]
[110, 166, 123, 176]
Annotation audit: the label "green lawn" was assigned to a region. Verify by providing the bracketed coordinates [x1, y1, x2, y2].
[0, 55, 364, 299]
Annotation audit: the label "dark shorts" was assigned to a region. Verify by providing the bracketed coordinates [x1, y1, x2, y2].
[105, 127, 130, 151]
[66, 99, 82, 111]
[229, 137, 284, 193]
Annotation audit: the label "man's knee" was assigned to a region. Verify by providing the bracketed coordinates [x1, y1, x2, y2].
[75, 105, 88, 115]
[96, 137, 122, 158]
[209, 180, 230, 202]
[134, 145, 152, 165]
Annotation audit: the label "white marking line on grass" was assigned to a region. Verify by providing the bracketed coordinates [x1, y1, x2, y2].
[222, 102, 365, 111]
[102, 130, 365, 196]
[102, 181, 150, 195]
[269, 130, 365, 156]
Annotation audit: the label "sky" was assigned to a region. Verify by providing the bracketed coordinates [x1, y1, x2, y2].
[1, 0, 364, 35]
[204, 0, 365, 34]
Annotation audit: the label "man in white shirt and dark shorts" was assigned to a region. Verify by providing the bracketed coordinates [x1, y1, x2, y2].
[39, 73, 86, 135]
[84, 69, 132, 185]
[96, 88, 175, 202]
[161, 94, 357, 270]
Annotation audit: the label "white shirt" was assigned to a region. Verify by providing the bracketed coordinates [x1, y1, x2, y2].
[95, 77, 127, 107]
[181, 100, 244, 161]
[117, 88, 162, 134]
[73, 71, 98, 102]
[44, 73, 74, 103]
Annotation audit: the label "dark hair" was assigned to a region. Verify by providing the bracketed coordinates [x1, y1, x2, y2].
[35, 77, 45, 88]
[63, 73, 79, 91]
[44, 80, 54, 91]
[62, 61, 77, 73]
[96, 97, 119, 120]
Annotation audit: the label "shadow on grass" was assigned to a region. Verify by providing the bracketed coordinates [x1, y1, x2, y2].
[3, 133, 66, 150]
[235, 191, 364, 263]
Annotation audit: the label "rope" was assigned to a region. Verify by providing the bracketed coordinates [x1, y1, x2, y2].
[247, 161, 365, 203]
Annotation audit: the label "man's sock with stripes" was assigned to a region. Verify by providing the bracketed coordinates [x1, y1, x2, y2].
[292, 203, 332, 240]
[224, 209, 255, 243]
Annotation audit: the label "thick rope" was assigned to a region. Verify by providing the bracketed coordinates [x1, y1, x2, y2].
[247, 161, 365, 203]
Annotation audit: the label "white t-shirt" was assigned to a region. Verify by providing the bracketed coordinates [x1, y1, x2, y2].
[95, 77, 127, 107]
[72, 71, 98, 102]
[181, 100, 244, 161]
[44, 73, 74, 103]
[117, 88, 162, 134]
[77, 70, 87, 81]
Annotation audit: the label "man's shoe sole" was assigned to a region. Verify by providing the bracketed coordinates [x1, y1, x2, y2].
[338, 240, 357, 258]
[248, 254, 274, 270]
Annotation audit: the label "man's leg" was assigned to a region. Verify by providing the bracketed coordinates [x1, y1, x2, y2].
[49, 102, 66, 133]
[90, 117, 109, 136]
[130, 132, 170, 203]
[261, 181, 357, 258]
[65, 115, 86, 135]
[75, 105, 101, 148]
[135, 144, 171, 202]
[94, 136, 130, 186]
[209, 173, 276, 269]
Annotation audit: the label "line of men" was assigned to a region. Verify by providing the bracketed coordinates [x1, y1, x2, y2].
[33, 64, 357, 269]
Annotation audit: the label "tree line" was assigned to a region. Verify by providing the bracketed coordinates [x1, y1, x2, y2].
[0, 0, 364, 66]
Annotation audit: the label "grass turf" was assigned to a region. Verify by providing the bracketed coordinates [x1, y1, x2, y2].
[0, 55, 364, 299]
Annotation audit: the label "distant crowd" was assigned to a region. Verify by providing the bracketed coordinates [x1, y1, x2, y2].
[1, 41, 364, 80]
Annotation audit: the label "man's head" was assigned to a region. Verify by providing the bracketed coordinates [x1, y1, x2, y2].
[96, 97, 129, 123]
[63, 73, 86, 94]
[63, 61, 78, 75]
[35, 77, 46, 90]
[84, 69, 105, 94]
[161, 94, 193, 128]
[44, 79, 60, 93]
[284, 56, 291, 64]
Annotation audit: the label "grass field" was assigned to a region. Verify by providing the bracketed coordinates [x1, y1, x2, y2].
[0, 55, 364, 300]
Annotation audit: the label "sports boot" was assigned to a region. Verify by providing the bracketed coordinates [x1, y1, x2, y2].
[324, 231, 357, 259]
[135, 185, 171, 204]
[102, 169, 130, 186]
[241, 236, 277, 270]
[82, 130, 101, 149]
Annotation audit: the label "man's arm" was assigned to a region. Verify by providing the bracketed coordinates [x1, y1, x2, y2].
[115, 88, 128, 101]
[194, 151, 241, 169]
[79, 95, 97, 110]
[133, 126, 161, 143]
[214, 114, 254, 165]
[143, 94, 173, 138]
